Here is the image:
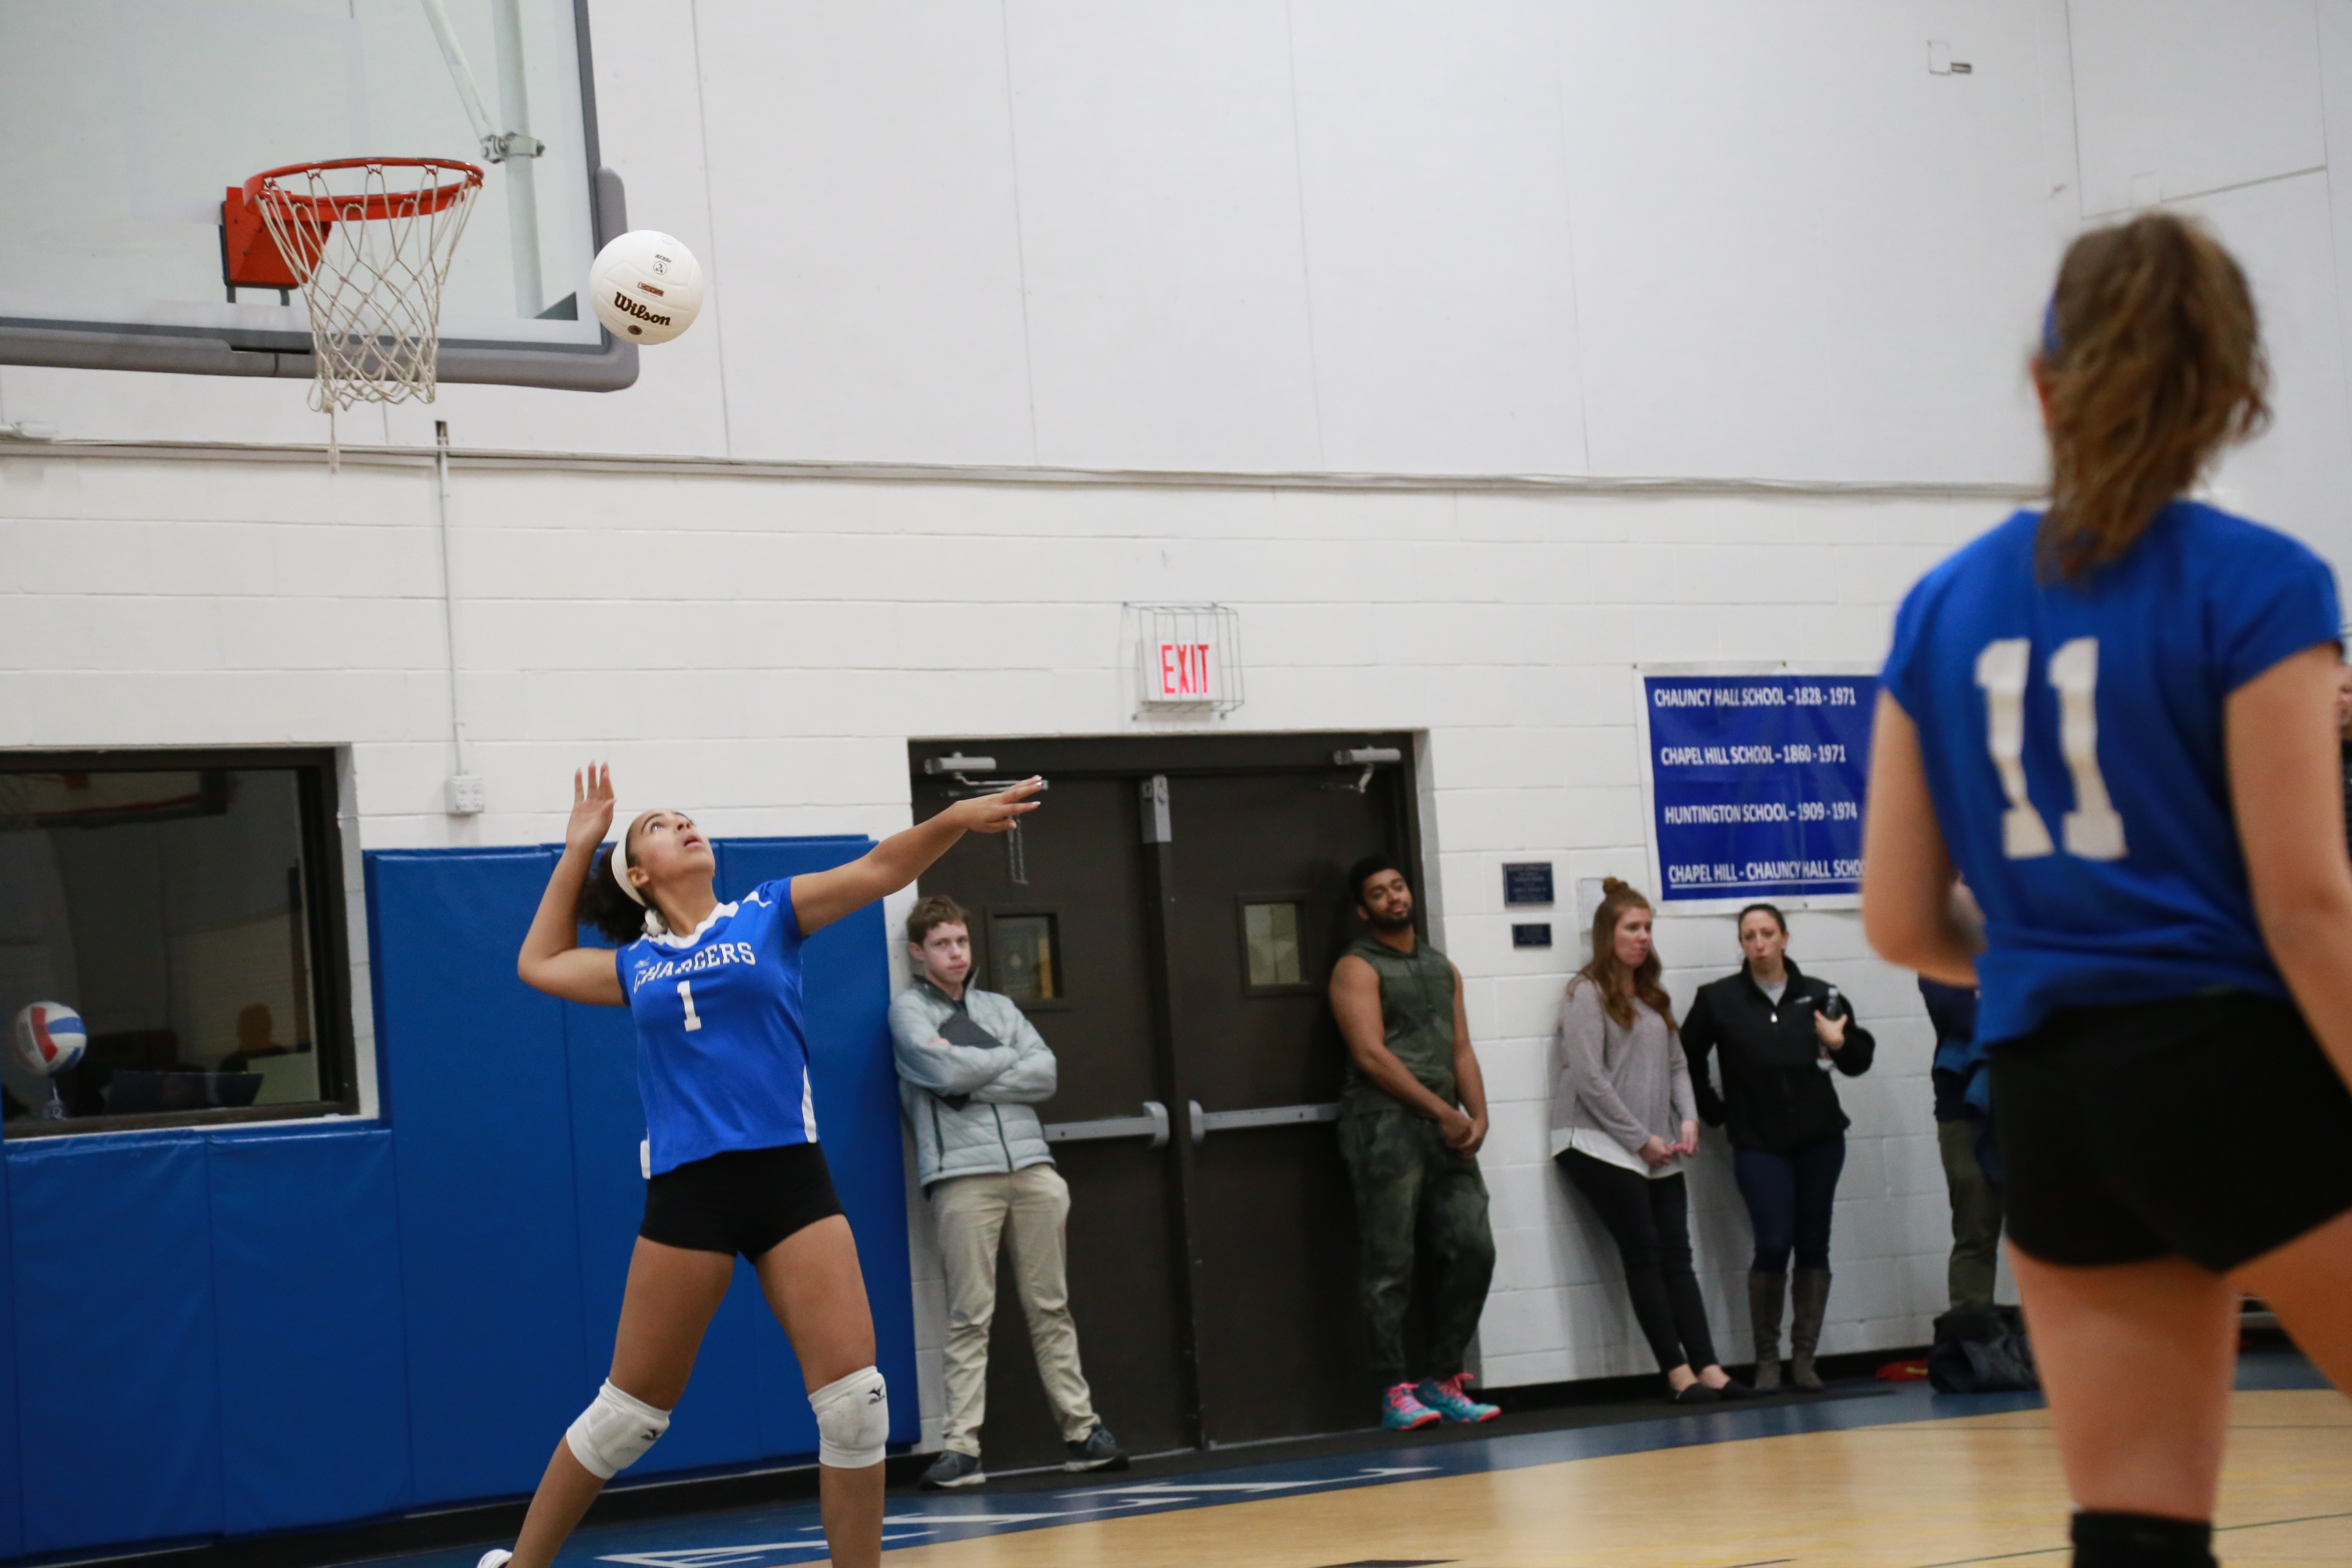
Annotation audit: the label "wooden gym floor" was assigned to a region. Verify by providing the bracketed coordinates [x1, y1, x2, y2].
[377, 1351, 2349, 1568]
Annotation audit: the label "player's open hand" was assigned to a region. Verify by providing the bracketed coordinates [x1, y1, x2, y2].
[952, 777, 1045, 836]
[568, 763, 617, 858]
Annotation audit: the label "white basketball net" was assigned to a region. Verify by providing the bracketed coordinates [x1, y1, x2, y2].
[257, 161, 481, 416]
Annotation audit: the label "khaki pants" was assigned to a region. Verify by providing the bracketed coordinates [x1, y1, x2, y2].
[932, 1162, 1097, 1455]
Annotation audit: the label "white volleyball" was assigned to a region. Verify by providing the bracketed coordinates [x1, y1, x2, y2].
[588, 230, 704, 345]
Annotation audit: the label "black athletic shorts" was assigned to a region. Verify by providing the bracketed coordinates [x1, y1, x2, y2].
[640, 1142, 844, 1259]
[1993, 990, 2352, 1271]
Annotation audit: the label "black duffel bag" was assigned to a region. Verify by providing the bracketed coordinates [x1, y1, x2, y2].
[1928, 1305, 2039, 1393]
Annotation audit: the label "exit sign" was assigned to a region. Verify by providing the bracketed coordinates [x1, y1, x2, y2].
[1149, 641, 1218, 702]
[1130, 603, 1242, 714]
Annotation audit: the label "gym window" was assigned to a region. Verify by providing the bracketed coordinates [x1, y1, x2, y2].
[0, 750, 355, 1137]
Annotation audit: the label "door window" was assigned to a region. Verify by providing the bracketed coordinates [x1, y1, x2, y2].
[1239, 897, 1312, 995]
[989, 910, 1062, 1005]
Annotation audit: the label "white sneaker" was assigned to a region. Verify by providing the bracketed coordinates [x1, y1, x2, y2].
[477, 1552, 514, 1568]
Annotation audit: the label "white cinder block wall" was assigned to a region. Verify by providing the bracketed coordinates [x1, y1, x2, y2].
[7, 0, 2352, 1446]
[0, 457, 2001, 1426]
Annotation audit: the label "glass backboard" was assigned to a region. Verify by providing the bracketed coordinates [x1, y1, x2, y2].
[0, 0, 632, 390]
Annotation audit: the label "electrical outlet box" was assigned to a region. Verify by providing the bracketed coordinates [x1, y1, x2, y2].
[445, 775, 487, 816]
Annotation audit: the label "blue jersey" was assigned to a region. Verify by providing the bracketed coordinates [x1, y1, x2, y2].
[616, 879, 816, 1175]
[1882, 501, 2340, 1047]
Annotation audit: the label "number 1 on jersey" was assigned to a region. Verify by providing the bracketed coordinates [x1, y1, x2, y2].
[677, 979, 703, 1032]
[1973, 635, 2127, 862]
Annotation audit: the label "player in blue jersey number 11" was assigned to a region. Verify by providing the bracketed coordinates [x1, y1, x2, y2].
[1864, 212, 2352, 1568]
[489, 764, 1042, 1568]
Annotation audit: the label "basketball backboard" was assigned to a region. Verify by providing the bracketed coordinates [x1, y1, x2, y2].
[0, 0, 634, 391]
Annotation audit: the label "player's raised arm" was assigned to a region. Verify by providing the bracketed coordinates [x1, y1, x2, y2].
[790, 779, 1044, 936]
[518, 764, 629, 1006]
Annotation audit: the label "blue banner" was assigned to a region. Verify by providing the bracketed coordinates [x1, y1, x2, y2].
[1645, 672, 1878, 904]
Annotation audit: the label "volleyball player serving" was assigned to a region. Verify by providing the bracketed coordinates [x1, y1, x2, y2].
[484, 764, 1042, 1568]
[1863, 213, 2352, 1568]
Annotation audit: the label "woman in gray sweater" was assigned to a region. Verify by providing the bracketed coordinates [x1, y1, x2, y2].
[1551, 879, 1752, 1403]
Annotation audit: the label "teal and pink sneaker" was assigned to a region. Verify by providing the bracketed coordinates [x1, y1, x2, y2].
[1381, 1381, 1441, 1430]
[1415, 1372, 1501, 1424]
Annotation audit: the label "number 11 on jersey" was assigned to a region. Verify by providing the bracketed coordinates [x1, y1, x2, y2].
[677, 979, 703, 1032]
[1974, 635, 2128, 862]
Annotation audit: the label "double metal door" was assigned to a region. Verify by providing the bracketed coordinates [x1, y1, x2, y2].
[907, 734, 1417, 1464]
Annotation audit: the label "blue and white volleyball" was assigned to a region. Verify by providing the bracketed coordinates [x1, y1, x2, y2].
[12, 1002, 85, 1077]
[588, 230, 704, 344]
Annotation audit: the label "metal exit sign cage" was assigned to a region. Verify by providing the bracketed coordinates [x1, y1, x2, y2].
[1131, 603, 1245, 715]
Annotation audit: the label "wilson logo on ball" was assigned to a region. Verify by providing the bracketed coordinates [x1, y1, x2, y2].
[610, 291, 673, 327]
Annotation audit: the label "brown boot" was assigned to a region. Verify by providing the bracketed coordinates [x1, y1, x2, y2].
[1746, 1271, 1785, 1391]
[1790, 1268, 1831, 1390]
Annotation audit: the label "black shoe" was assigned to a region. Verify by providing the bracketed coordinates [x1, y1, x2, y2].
[1669, 1382, 1722, 1405]
[1064, 1424, 1130, 1472]
[920, 1449, 986, 1488]
[1707, 1375, 1759, 1399]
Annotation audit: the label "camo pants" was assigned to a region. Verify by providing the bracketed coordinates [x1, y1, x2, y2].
[1337, 1109, 1496, 1386]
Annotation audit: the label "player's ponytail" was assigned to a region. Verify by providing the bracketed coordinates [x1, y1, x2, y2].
[577, 845, 649, 945]
[2037, 212, 2269, 580]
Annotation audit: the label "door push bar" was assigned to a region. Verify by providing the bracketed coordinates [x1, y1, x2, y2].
[1186, 1100, 1342, 1145]
[1042, 1101, 1171, 1149]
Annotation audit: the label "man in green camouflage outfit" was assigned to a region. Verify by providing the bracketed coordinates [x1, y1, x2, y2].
[1328, 854, 1499, 1429]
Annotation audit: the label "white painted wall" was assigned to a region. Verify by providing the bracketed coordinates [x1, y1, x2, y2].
[2, 0, 2081, 484]
[4, 0, 2352, 1441]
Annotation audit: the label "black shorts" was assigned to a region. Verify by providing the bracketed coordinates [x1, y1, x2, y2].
[640, 1142, 844, 1259]
[1993, 990, 2352, 1271]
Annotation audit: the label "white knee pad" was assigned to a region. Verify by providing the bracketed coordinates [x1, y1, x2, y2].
[810, 1365, 889, 1468]
[566, 1379, 672, 1480]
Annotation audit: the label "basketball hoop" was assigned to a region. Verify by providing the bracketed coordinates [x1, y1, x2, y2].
[222, 158, 484, 443]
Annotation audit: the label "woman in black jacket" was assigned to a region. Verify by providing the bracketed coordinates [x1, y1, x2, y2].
[1680, 903, 1875, 1390]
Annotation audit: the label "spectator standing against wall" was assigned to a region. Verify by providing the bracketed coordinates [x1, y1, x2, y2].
[1327, 855, 1501, 1431]
[1921, 974, 2003, 1310]
[1680, 904, 1877, 1390]
[890, 895, 1126, 1488]
[1551, 879, 1752, 1403]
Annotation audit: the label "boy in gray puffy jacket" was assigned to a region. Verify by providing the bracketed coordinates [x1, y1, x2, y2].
[891, 894, 1124, 1488]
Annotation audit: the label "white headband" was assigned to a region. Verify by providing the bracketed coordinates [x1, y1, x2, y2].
[609, 818, 667, 936]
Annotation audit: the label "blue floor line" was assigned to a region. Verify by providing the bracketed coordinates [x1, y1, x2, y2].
[377, 1351, 2331, 1568]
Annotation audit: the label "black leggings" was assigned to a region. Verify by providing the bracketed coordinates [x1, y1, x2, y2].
[1558, 1150, 1717, 1374]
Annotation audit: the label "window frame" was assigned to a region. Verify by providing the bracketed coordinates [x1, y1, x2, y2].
[0, 747, 358, 1139]
[1235, 890, 1318, 998]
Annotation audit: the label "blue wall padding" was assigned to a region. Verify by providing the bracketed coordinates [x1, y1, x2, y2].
[12, 1135, 222, 1554]
[0, 835, 913, 1560]
[371, 849, 590, 1505]
[210, 1129, 411, 1531]
[0, 1143, 19, 1562]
